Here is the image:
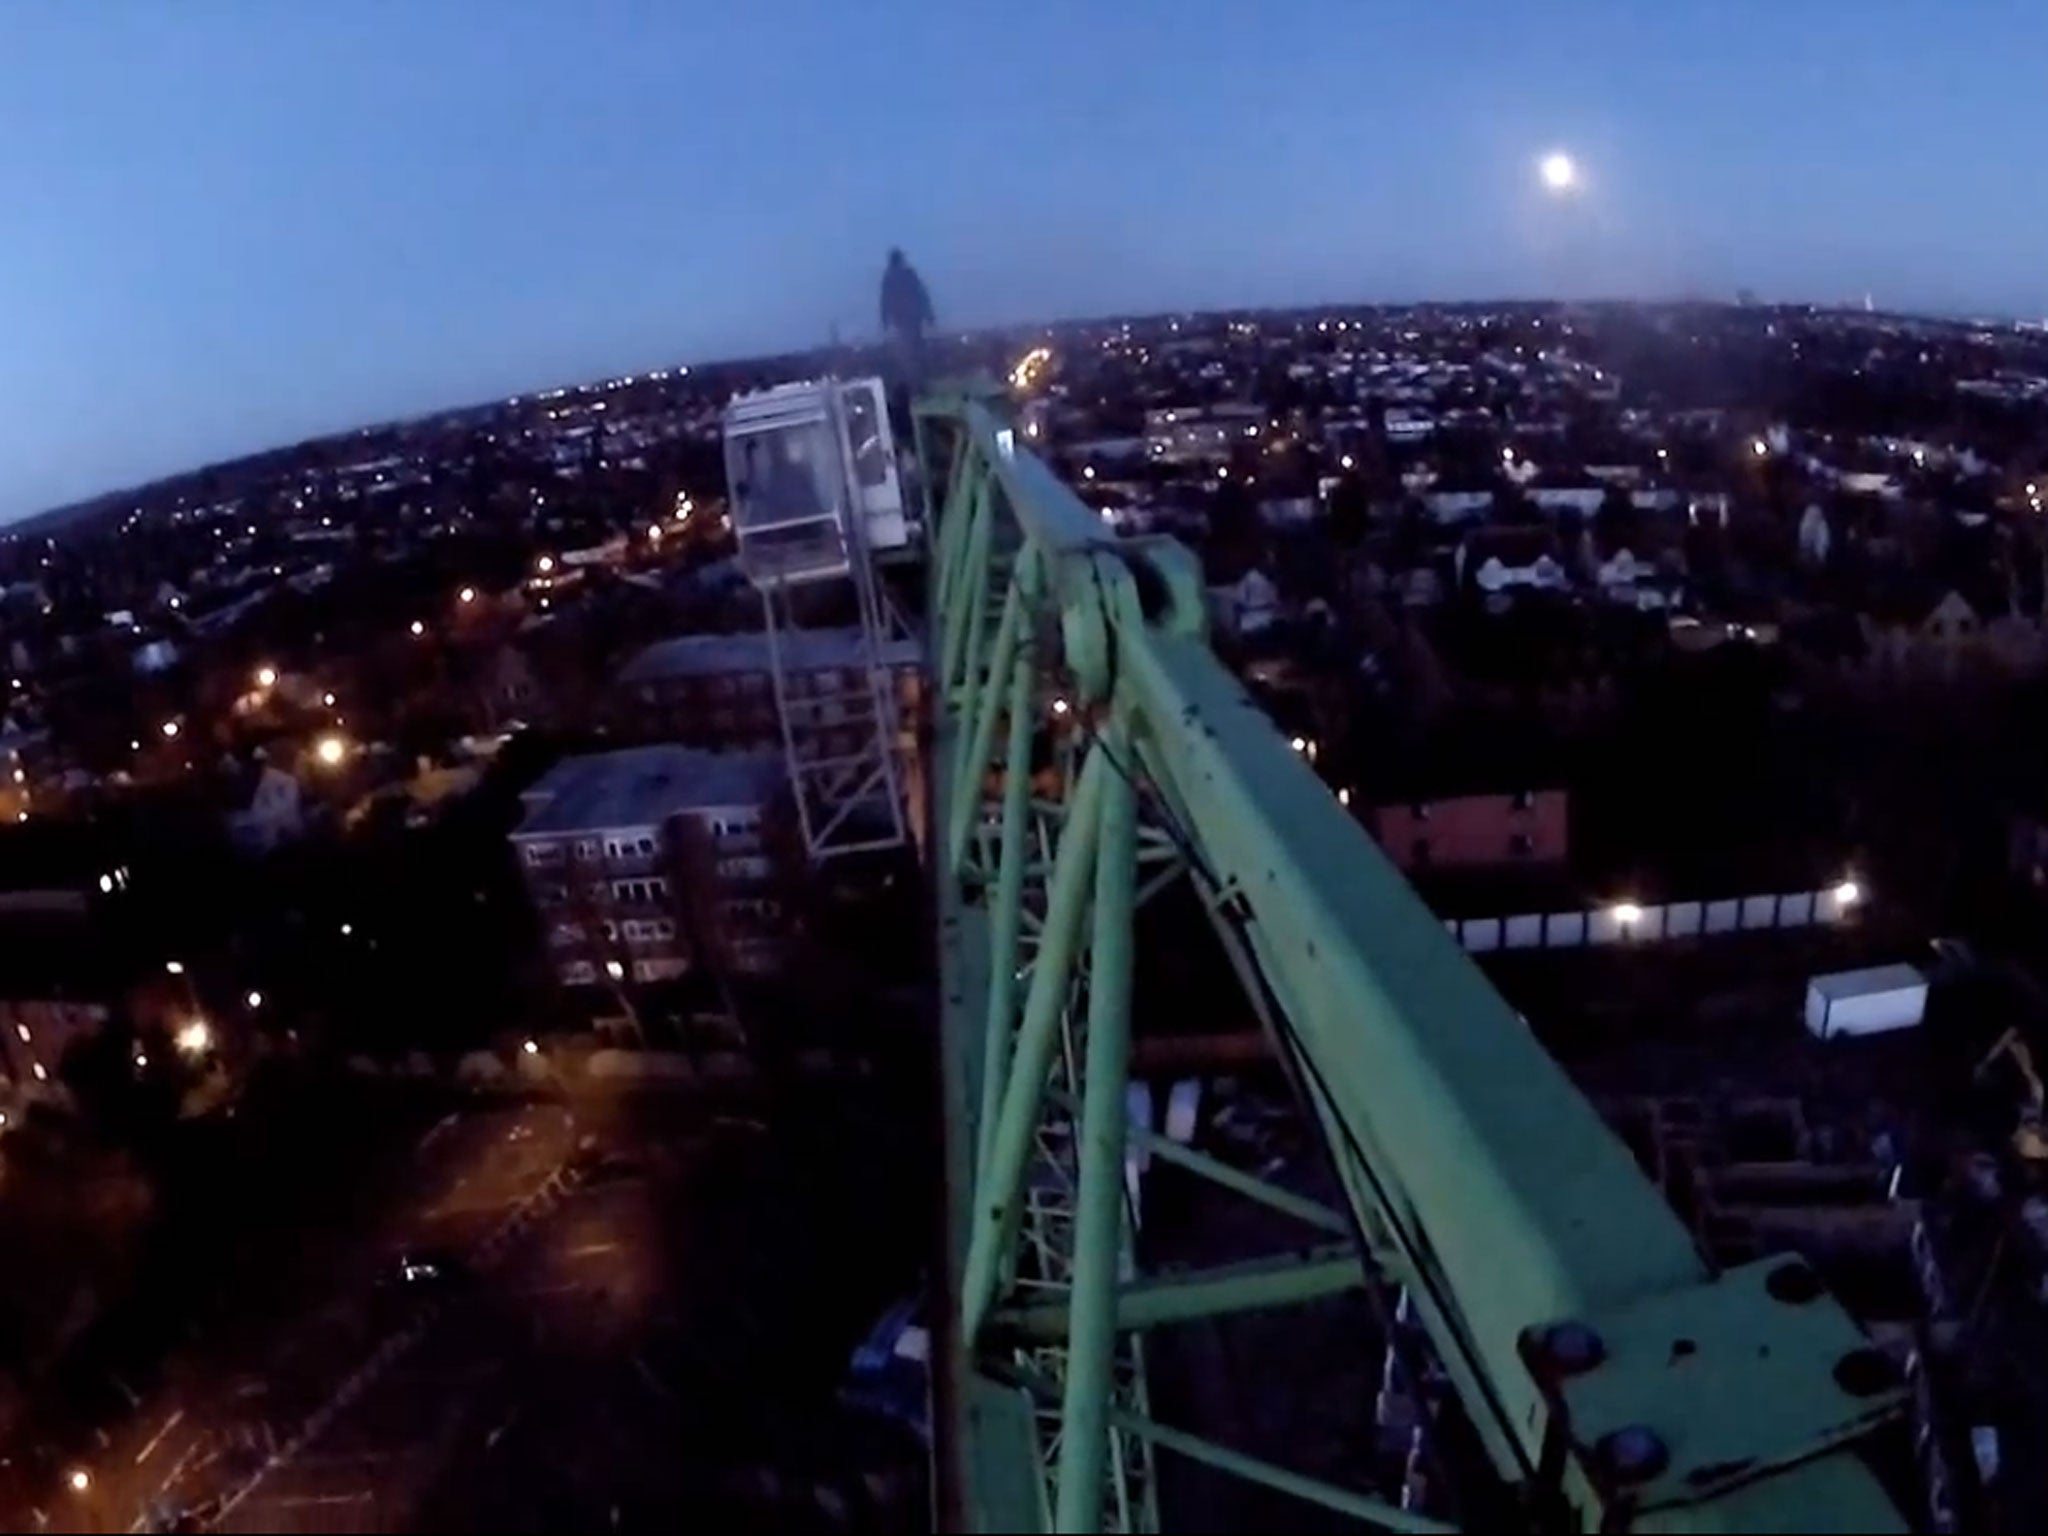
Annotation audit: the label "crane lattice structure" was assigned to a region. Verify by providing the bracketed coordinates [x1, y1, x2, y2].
[917, 387, 1911, 1534]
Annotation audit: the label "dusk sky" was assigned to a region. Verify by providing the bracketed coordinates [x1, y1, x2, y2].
[4, 0, 2043, 521]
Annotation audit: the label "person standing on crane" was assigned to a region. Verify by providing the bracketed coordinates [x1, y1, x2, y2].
[880, 248, 934, 383]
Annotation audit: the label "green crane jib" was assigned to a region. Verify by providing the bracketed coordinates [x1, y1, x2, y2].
[918, 389, 1909, 1534]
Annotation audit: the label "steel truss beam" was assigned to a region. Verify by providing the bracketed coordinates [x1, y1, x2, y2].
[922, 389, 1908, 1534]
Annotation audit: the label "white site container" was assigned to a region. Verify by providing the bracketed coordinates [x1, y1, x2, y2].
[1804, 964, 1928, 1040]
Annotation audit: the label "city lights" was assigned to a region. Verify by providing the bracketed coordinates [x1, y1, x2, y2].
[1050, 697, 1071, 717]
[605, 959, 626, 981]
[160, 719, 181, 739]
[459, 586, 477, 604]
[522, 1038, 540, 1056]
[1339, 454, 1355, 471]
[175, 1019, 213, 1055]
[322, 692, 336, 708]
[1752, 438, 1769, 457]
[68, 1469, 90, 1493]
[165, 960, 185, 976]
[246, 990, 264, 1009]
[536, 554, 556, 574]
[255, 665, 278, 689]
[1009, 345, 1054, 392]
[1834, 878, 1863, 908]
[1610, 900, 1644, 927]
[315, 734, 348, 768]
[648, 523, 663, 541]
[409, 619, 426, 637]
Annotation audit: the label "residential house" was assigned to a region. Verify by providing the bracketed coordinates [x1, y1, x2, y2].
[1144, 405, 1264, 465]
[226, 765, 305, 854]
[1859, 589, 2045, 679]
[1210, 569, 1281, 636]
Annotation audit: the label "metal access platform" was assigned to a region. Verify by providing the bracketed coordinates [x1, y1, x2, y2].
[722, 376, 912, 861]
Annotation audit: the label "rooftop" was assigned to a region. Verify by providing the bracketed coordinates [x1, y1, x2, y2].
[516, 746, 782, 836]
[617, 626, 920, 685]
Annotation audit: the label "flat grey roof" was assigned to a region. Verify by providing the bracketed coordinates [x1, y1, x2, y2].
[515, 746, 782, 837]
[1808, 963, 1926, 999]
[617, 626, 920, 685]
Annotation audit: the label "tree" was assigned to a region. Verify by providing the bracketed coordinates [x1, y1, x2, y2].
[1327, 472, 1370, 547]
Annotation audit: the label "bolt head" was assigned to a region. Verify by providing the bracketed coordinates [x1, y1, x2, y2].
[1534, 1318, 1606, 1376]
[1594, 1425, 1670, 1485]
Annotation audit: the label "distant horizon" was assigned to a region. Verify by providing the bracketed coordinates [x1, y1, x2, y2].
[8, 5, 2047, 525]
[10, 288, 2027, 532]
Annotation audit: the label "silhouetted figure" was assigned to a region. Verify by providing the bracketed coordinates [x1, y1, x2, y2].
[880, 248, 934, 382]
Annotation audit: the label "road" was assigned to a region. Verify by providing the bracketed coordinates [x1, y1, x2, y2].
[1, 1094, 583, 1534]
[1, 1071, 927, 1534]
[205, 1097, 927, 1533]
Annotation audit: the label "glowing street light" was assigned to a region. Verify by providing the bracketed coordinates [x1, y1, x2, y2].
[1610, 900, 1644, 928]
[409, 619, 426, 637]
[175, 1019, 212, 1056]
[1833, 878, 1863, 908]
[160, 719, 181, 739]
[604, 959, 626, 982]
[1049, 697, 1071, 717]
[1340, 454, 1355, 471]
[255, 665, 278, 689]
[648, 523, 663, 541]
[322, 692, 336, 708]
[1751, 438, 1769, 458]
[1539, 151, 1578, 193]
[165, 960, 185, 976]
[536, 554, 556, 575]
[314, 734, 348, 768]
[246, 989, 264, 1009]
[458, 586, 477, 605]
[68, 1469, 90, 1493]
[521, 1038, 540, 1056]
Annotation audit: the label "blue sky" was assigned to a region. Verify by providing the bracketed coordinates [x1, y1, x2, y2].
[3, 0, 2044, 520]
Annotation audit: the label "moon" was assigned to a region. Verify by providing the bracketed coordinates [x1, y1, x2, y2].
[1539, 151, 1578, 193]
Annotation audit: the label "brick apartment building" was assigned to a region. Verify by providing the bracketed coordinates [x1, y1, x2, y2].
[612, 627, 923, 759]
[611, 626, 929, 847]
[512, 745, 790, 986]
[1371, 789, 1570, 873]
